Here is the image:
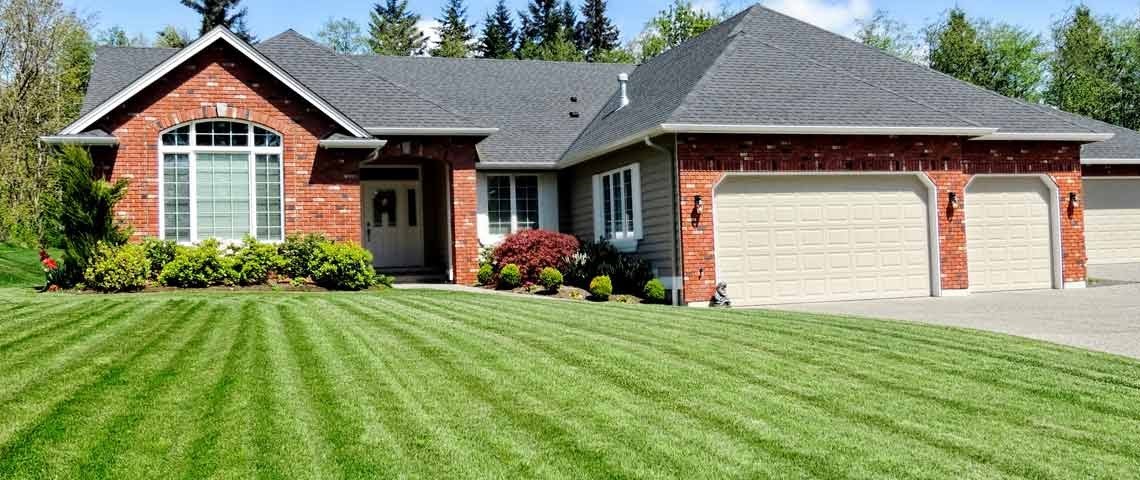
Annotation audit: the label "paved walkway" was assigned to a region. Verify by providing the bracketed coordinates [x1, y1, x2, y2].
[1089, 263, 1140, 284]
[778, 284, 1140, 360]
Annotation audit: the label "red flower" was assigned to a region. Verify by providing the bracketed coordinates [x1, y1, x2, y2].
[39, 249, 58, 271]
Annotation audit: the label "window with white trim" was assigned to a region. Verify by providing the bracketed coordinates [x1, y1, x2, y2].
[159, 121, 284, 243]
[592, 163, 642, 249]
[486, 174, 540, 237]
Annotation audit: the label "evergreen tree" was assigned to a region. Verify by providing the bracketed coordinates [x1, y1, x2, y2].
[518, 0, 560, 47]
[478, 0, 517, 59]
[368, 0, 428, 56]
[432, 0, 474, 58]
[155, 26, 191, 48]
[179, 0, 254, 41]
[1110, 21, 1140, 129]
[575, 0, 620, 60]
[926, 8, 987, 86]
[1045, 6, 1118, 123]
[318, 17, 366, 54]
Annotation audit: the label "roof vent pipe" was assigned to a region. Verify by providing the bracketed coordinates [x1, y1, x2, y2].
[618, 73, 630, 109]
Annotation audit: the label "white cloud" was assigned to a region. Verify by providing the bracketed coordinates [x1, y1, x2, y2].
[416, 19, 441, 55]
[693, 0, 723, 15]
[761, 0, 873, 37]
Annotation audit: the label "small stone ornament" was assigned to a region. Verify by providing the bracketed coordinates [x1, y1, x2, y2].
[710, 282, 732, 308]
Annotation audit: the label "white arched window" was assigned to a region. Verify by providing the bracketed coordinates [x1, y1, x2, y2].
[158, 120, 284, 243]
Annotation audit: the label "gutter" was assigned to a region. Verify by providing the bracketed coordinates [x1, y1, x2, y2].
[1082, 158, 1140, 165]
[318, 138, 388, 149]
[38, 135, 120, 146]
[970, 132, 1115, 142]
[366, 127, 500, 137]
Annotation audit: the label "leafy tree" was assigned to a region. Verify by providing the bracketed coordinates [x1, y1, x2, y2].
[478, 0, 517, 59]
[978, 23, 1047, 102]
[926, 8, 988, 86]
[154, 25, 191, 48]
[855, 10, 917, 62]
[317, 17, 366, 54]
[97, 26, 146, 47]
[431, 0, 474, 58]
[518, 30, 583, 61]
[575, 0, 620, 61]
[634, 0, 719, 61]
[1110, 20, 1140, 129]
[592, 47, 635, 64]
[179, 0, 254, 41]
[368, 0, 428, 56]
[1045, 5, 1117, 123]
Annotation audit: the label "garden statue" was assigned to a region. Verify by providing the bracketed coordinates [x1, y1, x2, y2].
[710, 282, 731, 307]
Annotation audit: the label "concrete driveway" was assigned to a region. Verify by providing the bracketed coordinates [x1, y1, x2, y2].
[777, 283, 1140, 360]
[1089, 263, 1140, 284]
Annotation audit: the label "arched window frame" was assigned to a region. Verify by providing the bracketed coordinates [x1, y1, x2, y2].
[157, 119, 285, 244]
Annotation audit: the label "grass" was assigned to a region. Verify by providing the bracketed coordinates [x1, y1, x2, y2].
[0, 243, 49, 289]
[1, 248, 1139, 478]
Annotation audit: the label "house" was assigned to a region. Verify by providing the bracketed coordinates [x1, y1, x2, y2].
[44, 4, 1139, 306]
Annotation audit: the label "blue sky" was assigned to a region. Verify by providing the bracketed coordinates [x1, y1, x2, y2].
[62, 0, 1140, 46]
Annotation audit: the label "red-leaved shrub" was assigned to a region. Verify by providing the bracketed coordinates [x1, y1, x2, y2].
[492, 230, 579, 283]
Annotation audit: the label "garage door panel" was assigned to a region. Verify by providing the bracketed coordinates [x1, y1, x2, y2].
[966, 177, 1053, 292]
[715, 175, 932, 305]
[1084, 179, 1140, 265]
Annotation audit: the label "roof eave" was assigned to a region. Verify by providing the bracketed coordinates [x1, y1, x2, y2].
[1082, 158, 1140, 165]
[477, 161, 559, 170]
[318, 138, 388, 149]
[366, 127, 500, 137]
[970, 132, 1115, 142]
[38, 135, 120, 146]
[59, 27, 371, 138]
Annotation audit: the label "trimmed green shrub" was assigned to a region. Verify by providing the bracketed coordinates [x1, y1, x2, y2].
[142, 238, 177, 279]
[230, 236, 284, 286]
[158, 239, 236, 288]
[84, 243, 149, 292]
[477, 264, 494, 286]
[278, 233, 328, 279]
[498, 264, 522, 289]
[643, 278, 666, 303]
[565, 240, 653, 294]
[538, 267, 563, 291]
[589, 275, 613, 301]
[311, 241, 376, 291]
[376, 273, 396, 288]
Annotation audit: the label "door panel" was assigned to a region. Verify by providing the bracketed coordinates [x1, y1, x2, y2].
[364, 182, 424, 269]
[965, 177, 1053, 292]
[1084, 179, 1140, 265]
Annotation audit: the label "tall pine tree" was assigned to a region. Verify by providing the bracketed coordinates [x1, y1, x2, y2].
[926, 8, 987, 86]
[368, 0, 428, 56]
[432, 0, 474, 57]
[575, 0, 620, 60]
[179, 0, 254, 41]
[478, 0, 517, 59]
[1045, 6, 1118, 123]
[518, 0, 561, 48]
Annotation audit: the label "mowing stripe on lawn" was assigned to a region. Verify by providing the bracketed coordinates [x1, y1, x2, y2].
[0, 300, 137, 371]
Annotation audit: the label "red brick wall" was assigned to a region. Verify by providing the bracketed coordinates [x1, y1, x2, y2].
[677, 134, 1084, 303]
[91, 42, 480, 283]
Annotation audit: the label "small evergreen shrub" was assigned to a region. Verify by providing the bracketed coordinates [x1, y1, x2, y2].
[643, 278, 666, 303]
[278, 233, 328, 279]
[158, 239, 235, 288]
[538, 267, 563, 291]
[492, 230, 579, 283]
[230, 236, 284, 286]
[84, 243, 149, 292]
[311, 241, 376, 291]
[589, 275, 613, 301]
[142, 238, 177, 279]
[498, 263, 522, 289]
[376, 273, 396, 288]
[477, 264, 494, 286]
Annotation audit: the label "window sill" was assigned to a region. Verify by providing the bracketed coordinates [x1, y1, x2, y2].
[609, 238, 638, 253]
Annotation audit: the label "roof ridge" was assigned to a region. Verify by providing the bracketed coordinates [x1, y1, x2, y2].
[752, 4, 1095, 134]
[350, 53, 636, 68]
[670, 6, 760, 122]
[269, 31, 490, 129]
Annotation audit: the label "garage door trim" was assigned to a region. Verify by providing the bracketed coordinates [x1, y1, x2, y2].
[711, 172, 943, 298]
[963, 174, 1062, 290]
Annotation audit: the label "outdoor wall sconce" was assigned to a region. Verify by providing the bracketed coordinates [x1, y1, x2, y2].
[948, 192, 960, 209]
[694, 195, 704, 214]
[1069, 192, 1080, 208]
[690, 195, 704, 228]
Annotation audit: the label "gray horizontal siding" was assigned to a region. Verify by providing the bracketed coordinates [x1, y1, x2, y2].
[560, 137, 677, 279]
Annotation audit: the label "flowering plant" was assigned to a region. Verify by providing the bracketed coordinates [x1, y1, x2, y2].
[39, 249, 62, 291]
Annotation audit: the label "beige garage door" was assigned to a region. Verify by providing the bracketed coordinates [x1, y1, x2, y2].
[965, 177, 1053, 292]
[1084, 179, 1140, 265]
[714, 175, 932, 306]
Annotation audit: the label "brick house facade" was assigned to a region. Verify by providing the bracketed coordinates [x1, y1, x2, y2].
[676, 134, 1086, 304]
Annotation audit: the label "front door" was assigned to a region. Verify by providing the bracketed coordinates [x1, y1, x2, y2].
[363, 181, 424, 269]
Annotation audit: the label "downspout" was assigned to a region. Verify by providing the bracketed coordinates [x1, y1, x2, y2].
[644, 136, 682, 306]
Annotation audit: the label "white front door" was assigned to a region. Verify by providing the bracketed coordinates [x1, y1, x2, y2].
[363, 181, 424, 269]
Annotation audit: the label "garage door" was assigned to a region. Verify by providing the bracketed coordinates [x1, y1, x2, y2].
[715, 175, 932, 306]
[965, 177, 1053, 292]
[1084, 179, 1140, 265]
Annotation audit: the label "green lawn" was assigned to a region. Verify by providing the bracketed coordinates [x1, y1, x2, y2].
[1, 252, 1139, 478]
[0, 243, 48, 289]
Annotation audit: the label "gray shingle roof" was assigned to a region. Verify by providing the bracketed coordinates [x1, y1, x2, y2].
[80, 47, 179, 117]
[1042, 108, 1140, 160]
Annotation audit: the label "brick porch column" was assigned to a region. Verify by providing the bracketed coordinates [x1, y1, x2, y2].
[925, 171, 970, 292]
[449, 150, 480, 285]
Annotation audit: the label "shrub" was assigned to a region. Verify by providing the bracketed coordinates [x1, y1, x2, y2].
[565, 240, 654, 294]
[498, 263, 522, 289]
[142, 238, 177, 279]
[477, 264, 494, 286]
[538, 267, 563, 291]
[158, 239, 235, 288]
[492, 230, 579, 283]
[644, 278, 666, 303]
[84, 243, 149, 292]
[311, 241, 376, 291]
[589, 275, 613, 301]
[376, 274, 396, 288]
[230, 236, 284, 286]
[278, 233, 329, 279]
